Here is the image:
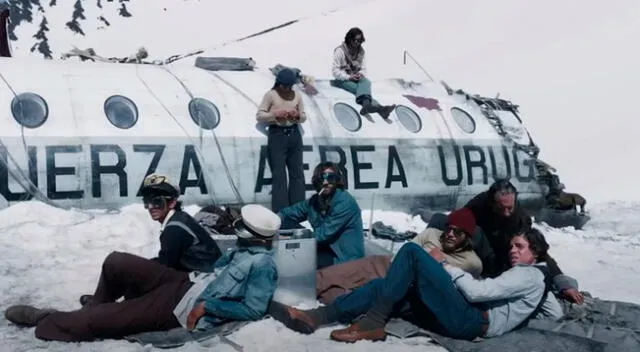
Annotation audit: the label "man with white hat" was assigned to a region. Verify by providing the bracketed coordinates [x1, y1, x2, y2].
[5, 204, 282, 342]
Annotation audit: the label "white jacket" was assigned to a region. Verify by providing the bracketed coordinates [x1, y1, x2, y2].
[331, 45, 367, 80]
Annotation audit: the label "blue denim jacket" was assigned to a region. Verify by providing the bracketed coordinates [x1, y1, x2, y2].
[194, 245, 278, 327]
[278, 188, 364, 265]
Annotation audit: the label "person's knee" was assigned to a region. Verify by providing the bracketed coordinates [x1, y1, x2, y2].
[399, 242, 423, 258]
[102, 251, 129, 272]
[358, 77, 371, 85]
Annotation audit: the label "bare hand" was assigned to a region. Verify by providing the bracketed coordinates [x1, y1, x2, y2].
[349, 73, 361, 82]
[428, 248, 446, 263]
[562, 288, 585, 305]
[186, 302, 206, 330]
[288, 110, 300, 120]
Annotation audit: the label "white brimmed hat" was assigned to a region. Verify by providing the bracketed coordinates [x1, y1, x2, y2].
[233, 204, 281, 239]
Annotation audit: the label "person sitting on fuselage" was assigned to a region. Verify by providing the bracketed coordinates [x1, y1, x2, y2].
[4, 204, 280, 342]
[79, 174, 223, 306]
[331, 27, 395, 120]
[269, 228, 563, 343]
[278, 162, 363, 269]
[428, 179, 584, 305]
[314, 207, 482, 304]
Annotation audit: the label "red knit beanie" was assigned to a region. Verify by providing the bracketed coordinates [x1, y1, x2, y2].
[447, 208, 476, 236]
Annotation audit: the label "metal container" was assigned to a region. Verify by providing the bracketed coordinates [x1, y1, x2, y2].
[271, 228, 317, 306]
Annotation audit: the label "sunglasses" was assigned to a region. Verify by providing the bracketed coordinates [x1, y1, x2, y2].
[143, 195, 172, 209]
[143, 174, 168, 187]
[320, 172, 340, 183]
[446, 226, 468, 238]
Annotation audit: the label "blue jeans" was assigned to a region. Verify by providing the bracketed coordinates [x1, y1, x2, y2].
[330, 78, 380, 106]
[332, 242, 487, 340]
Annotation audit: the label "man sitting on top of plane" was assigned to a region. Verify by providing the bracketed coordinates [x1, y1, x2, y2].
[78, 174, 222, 306]
[427, 179, 584, 305]
[331, 27, 396, 120]
[4, 204, 281, 342]
[314, 207, 483, 304]
[278, 161, 364, 269]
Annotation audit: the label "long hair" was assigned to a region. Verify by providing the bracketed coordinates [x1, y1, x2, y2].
[344, 27, 365, 44]
[311, 162, 346, 192]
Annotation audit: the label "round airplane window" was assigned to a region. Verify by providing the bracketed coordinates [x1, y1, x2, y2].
[395, 105, 422, 133]
[451, 107, 476, 134]
[188, 98, 220, 130]
[104, 95, 139, 129]
[333, 102, 362, 132]
[10, 92, 49, 128]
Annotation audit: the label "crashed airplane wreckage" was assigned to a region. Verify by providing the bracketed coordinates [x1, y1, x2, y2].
[0, 47, 588, 229]
[0, 42, 633, 350]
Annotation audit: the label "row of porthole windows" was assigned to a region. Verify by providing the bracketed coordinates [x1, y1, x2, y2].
[9, 91, 477, 135]
[333, 103, 477, 134]
[9, 92, 221, 130]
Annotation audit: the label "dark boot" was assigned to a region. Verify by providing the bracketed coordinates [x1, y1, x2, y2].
[5, 305, 57, 327]
[79, 294, 93, 306]
[377, 104, 396, 119]
[359, 99, 396, 120]
[268, 301, 339, 335]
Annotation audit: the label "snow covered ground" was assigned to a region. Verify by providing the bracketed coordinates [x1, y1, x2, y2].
[3, 0, 640, 351]
[1, 201, 640, 352]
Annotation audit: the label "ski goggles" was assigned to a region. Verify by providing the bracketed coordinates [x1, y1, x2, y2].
[320, 172, 340, 183]
[143, 195, 172, 209]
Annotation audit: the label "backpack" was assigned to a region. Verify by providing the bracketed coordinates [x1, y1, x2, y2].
[193, 204, 242, 236]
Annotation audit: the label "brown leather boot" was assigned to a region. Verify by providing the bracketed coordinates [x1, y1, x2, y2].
[268, 301, 318, 334]
[330, 321, 387, 343]
[4, 305, 57, 327]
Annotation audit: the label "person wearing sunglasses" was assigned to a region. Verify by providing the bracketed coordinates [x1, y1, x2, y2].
[428, 179, 584, 305]
[256, 67, 307, 214]
[287, 208, 482, 307]
[270, 228, 564, 343]
[5, 204, 281, 342]
[330, 27, 396, 120]
[277, 162, 364, 269]
[77, 174, 222, 306]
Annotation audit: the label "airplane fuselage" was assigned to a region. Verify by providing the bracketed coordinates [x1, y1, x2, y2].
[0, 57, 545, 212]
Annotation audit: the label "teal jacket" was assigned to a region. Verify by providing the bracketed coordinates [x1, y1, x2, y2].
[278, 188, 364, 265]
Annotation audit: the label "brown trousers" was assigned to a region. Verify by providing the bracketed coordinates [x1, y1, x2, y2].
[35, 252, 192, 342]
[316, 255, 392, 305]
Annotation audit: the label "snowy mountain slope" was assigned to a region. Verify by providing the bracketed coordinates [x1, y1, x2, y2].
[7, 0, 376, 60]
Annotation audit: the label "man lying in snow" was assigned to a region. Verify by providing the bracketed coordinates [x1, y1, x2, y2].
[314, 207, 483, 304]
[4, 204, 280, 342]
[78, 173, 223, 306]
[429, 179, 584, 305]
[278, 162, 364, 269]
[270, 227, 563, 343]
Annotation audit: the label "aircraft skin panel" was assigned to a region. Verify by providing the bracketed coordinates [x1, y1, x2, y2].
[0, 57, 544, 212]
[0, 135, 542, 211]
